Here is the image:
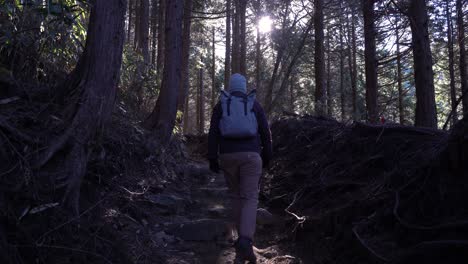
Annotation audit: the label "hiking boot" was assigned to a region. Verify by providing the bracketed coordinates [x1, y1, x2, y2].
[235, 237, 257, 263]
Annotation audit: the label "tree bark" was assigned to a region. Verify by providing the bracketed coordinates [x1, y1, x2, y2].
[363, 0, 378, 124]
[447, 0, 458, 125]
[231, 0, 240, 74]
[151, 0, 158, 66]
[224, 0, 232, 90]
[339, 19, 345, 121]
[408, 0, 438, 128]
[211, 26, 217, 108]
[134, 0, 140, 48]
[238, 0, 247, 75]
[38, 0, 126, 214]
[255, 0, 262, 101]
[183, 86, 190, 134]
[198, 67, 205, 134]
[289, 74, 295, 112]
[177, 0, 193, 111]
[128, 0, 133, 42]
[156, 0, 166, 77]
[145, 0, 184, 142]
[457, 0, 468, 117]
[349, 7, 358, 120]
[314, 0, 326, 116]
[326, 26, 332, 117]
[137, 0, 150, 65]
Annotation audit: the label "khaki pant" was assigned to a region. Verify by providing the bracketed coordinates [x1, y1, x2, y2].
[220, 152, 262, 240]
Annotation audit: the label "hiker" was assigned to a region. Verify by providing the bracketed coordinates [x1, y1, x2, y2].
[208, 73, 272, 263]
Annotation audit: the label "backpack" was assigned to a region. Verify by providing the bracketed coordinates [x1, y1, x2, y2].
[219, 90, 258, 138]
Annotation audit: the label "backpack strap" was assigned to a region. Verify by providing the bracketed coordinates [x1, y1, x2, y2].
[220, 90, 232, 116]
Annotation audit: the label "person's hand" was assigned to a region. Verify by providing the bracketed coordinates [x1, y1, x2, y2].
[209, 159, 220, 173]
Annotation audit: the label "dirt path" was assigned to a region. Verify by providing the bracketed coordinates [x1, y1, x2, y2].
[146, 160, 303, 264]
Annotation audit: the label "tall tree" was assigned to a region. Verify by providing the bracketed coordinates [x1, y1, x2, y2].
[198, 66, 205, 134]
[231, 0, 240, 73]
[326, 26, 333, 116]
[211, 26, 217, 108]
[37, 0, 127, 214]
[151, 0, 158, 66]
[447, 0, 457, 125]
[238, 0, 247, 75]
[134, 0, 140, 47]
[339, 18, 345, 120]
[255, 0, 262, 99]
[457, 0, 468, 117]
[363, 0, 378, 123]
[348, 6, 358, 120]
[314, 0, 326, 116]
[177, 0, 193, 111]
[268, 19, 314, 114]
[224, 0, 232, 89]
[156, 0, 166, 77]
[145, 0, 184, 141]
[136, 0, 150, 65]
[128, 0, 133, 42]
[408, 0, 437, 128]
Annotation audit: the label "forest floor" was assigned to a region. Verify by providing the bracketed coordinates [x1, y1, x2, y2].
[118, 155, 302, 264]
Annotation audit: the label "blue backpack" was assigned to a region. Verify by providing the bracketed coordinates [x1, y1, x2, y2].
[219, 90, 258, 138]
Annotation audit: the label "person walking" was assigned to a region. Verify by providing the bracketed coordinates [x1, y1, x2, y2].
[208, 73, 272, 263]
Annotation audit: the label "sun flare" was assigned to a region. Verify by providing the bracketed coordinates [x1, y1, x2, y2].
[258, 16, 273, 33]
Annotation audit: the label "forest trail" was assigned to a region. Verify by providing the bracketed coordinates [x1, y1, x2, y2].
[149, 158, 301, 264]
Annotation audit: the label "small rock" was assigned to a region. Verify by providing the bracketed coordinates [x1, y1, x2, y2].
[207, 204, 226, 218]
[257, 208, 282, 225]
[145, 193, 185, 213]
[153, 231, 176, 245]
[167, 219, 227, 241]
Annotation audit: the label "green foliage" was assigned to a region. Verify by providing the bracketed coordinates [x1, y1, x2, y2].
[119, 44, 160, 114]
[0, 0, 89, 82]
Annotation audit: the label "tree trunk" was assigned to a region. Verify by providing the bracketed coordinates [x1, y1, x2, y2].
[183, 86, 190, 134]
[363, 0, 378, 123]
[211, 26, 217, 108]
[396, 21, 405, 125]
[151, 0, 158, 66]
[134, 0, 140, 48]
[408, 0, 438, 128]
[137, 0, 150, 65]
[156, 0, 166, 77]
[339, 19, 345, 121]
[238, 0, 247, 75]
[264, 2, 291, 115]
[326, 26, 332, 117]
[231, 0, 240, 74]
[198, 67, 205, 134]
[314, 0, 326, 116]
[349, 7, 358, 120]
[457, 0, 468, 117]
[255, 0, 262, 101]
[224, 0, 232, 90]
[289, 74, 295, 112]
[447, 0, 458, 125]
[177, 0, 193, 111]
[268, 20, 313, 114]
[128, 0, 133, 42]
[145, 0, 184, 142]
[38, 0, 126, 214]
